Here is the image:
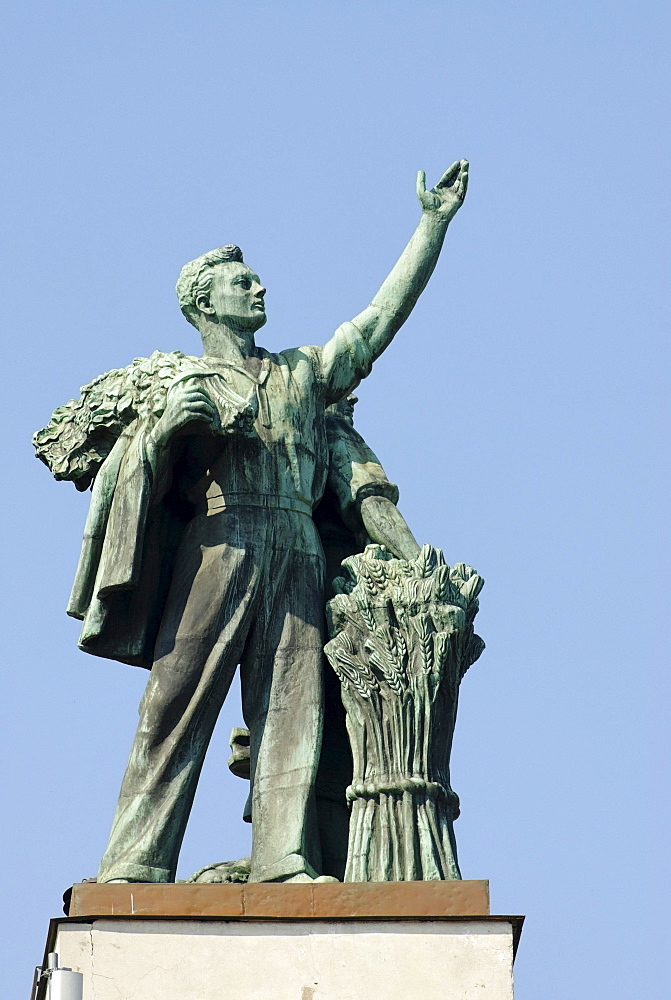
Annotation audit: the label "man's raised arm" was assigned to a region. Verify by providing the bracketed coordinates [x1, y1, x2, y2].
[352, 159, 468, 360]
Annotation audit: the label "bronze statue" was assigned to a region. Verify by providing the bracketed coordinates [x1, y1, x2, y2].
[34, 162, 470, 883]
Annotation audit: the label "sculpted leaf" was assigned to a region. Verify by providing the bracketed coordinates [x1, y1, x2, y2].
[459, 573, 485, 602]
[33, 350, 193, 488]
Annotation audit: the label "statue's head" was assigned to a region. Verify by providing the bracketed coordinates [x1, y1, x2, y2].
[326, 394, 358, 425]
[176, 245, 267, 335]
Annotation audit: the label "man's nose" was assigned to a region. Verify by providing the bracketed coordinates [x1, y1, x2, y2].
[253, 282, 266, 297]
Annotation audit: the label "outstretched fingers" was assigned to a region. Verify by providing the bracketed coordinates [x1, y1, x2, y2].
[435, 160, 462, 190]
[417, 159, 469, 212]
[456, 160, 469, 200]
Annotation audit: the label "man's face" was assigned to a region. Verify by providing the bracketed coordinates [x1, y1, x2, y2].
[200, 262, 267, 332]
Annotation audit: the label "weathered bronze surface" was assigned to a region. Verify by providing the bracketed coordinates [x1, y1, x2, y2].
[326, 546, 484, 881]
[34, 162, 474, 884]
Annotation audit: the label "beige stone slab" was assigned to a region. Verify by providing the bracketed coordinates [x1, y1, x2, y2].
[69, 879, 490, 919]
[54, 916, 517, 1000]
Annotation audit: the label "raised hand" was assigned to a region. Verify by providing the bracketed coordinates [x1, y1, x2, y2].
[416, 160, 469, 222]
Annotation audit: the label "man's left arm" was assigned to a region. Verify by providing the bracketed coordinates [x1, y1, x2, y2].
[318, 160, 468, 398]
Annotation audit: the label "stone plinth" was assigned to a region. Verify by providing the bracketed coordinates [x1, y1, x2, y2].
[41, 882, 523, 1000]
[68, 879, 491, 919]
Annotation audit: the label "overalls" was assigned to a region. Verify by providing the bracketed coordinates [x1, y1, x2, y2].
[98, 326, 373, 883]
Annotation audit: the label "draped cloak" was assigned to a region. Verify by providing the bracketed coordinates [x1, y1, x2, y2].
[66, 365, 398, 669]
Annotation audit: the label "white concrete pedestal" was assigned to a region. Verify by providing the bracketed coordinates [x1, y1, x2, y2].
[40, 882, 523, 1000]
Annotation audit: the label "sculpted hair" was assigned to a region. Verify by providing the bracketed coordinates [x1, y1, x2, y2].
[176, 245, 244, 328]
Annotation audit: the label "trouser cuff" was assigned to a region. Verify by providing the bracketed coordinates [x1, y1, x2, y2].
[248, 853, 318, 883]
[97, 862, 172, 883]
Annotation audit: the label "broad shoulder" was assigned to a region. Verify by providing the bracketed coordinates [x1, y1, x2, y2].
[260, 343, 322, 378]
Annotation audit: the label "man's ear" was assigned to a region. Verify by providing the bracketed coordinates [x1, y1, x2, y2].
[195, 291, 214, 315]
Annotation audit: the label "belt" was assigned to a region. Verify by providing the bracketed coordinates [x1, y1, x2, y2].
[197, 492, 313, 517]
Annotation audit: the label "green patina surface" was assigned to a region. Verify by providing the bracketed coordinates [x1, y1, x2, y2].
[34, 162, 473, 883]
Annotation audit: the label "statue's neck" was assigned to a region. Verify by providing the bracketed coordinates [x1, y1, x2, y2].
[198, 323, 257, 363]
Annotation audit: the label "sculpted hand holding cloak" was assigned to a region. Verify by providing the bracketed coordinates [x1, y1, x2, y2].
[34, 161, 469, 884]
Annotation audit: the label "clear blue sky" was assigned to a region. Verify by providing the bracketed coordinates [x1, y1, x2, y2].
[1, 2, 668, 997]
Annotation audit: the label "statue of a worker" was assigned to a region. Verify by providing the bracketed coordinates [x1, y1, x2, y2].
[34, 161, 468, 884]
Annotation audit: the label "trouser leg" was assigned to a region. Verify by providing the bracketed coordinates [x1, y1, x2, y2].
[97, 530, 258, 883]
[242, 543, 326, 883]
